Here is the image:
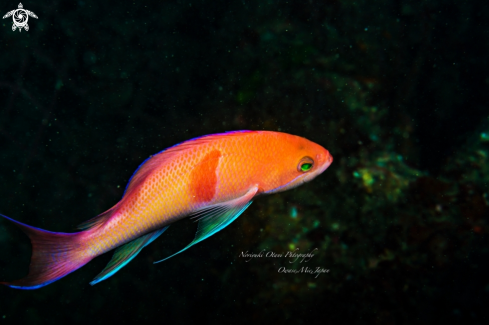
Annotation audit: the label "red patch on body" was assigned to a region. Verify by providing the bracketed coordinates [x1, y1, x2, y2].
[190, 149, 221, 203]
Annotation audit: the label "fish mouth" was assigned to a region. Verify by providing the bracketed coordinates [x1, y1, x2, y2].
[265, 151, 333, 193]
[303, 154, 333, 183]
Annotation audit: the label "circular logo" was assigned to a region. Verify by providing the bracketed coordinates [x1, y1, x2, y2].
[13, 9, 28, 28]
[2, 3, 38, 32]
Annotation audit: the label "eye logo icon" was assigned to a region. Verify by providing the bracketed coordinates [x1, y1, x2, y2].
[2, 3, 38, 32]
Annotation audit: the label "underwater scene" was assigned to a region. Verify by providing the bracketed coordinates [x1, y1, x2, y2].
[0, 0, 487, 324]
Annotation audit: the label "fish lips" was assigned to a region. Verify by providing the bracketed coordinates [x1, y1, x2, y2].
[303, 154, 333, 183]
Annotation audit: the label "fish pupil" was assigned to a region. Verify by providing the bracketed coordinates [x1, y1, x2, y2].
[301, 163, 312, 172]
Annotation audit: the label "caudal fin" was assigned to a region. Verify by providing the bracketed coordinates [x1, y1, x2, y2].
[0, 214, 92, 290]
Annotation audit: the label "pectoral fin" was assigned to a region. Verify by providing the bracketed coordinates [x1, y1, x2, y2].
[90, 226, 169, 285]
[154, 186, 259, 264]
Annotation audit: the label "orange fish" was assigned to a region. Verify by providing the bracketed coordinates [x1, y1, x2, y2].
[0, 131, 333, 289]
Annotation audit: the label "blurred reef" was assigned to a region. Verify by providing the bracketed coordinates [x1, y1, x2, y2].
[0, 0, 488, 324]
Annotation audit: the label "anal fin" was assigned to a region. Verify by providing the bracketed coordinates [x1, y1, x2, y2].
[90, 226, 169, 285]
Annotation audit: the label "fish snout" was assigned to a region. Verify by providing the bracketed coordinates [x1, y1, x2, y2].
[302, 150, 333, 183]
[315, 149, 333, 169]
[325, 150, 333, 167]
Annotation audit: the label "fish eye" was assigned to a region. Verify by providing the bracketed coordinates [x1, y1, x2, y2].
[298, 157, 314, 172]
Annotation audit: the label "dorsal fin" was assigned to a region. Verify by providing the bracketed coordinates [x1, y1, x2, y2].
[122, 130, 256, 198]
[78, 131, 256, 231]
[77, 204, 119, 230]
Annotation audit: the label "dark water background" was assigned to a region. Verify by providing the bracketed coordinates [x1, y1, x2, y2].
[0, 0, 488, 324]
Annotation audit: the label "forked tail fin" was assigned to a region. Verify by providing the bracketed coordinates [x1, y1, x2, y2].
[0, 214, 92, 290]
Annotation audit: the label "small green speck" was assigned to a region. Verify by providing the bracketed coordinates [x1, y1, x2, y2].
[362, 172, 374, 186]
[290, 207, 298, 218]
